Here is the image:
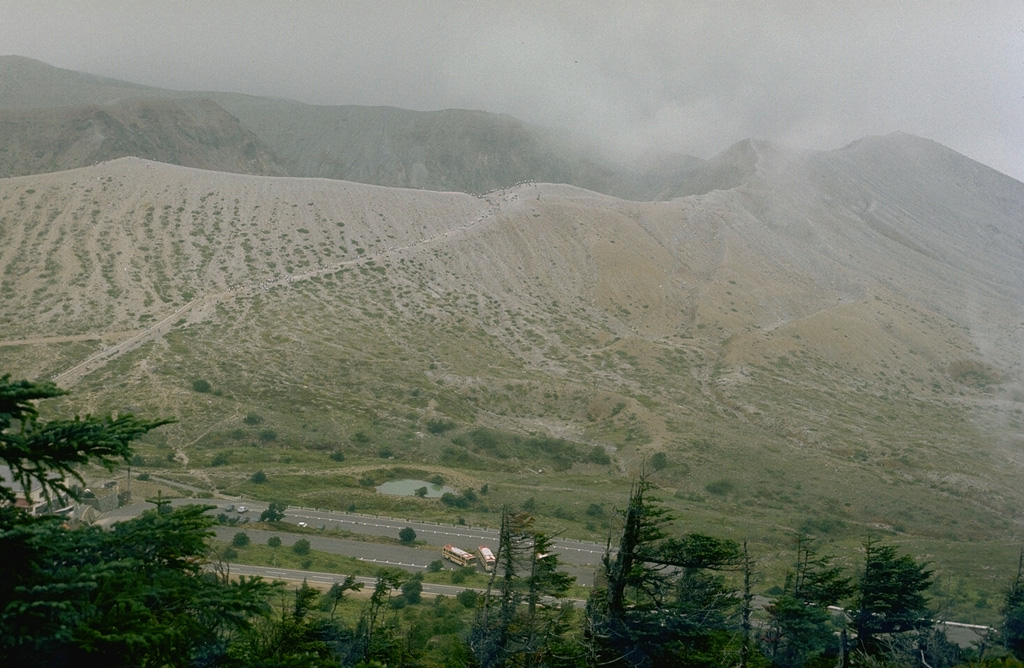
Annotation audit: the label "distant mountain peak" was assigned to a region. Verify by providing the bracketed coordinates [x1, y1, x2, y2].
[667, 137, 801, 196]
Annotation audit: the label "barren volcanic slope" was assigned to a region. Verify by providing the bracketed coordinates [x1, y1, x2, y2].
[2, 134, 1024, 614]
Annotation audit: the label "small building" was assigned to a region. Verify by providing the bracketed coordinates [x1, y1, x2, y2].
[0, 465, 74, 516]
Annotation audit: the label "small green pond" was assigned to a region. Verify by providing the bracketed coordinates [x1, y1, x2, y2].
[376, 479, 457, 498]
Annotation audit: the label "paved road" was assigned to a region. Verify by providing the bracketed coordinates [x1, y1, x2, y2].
[223, 562, 587, 606]
[198, 497, 606, 565]
[102, 500, 991, 648]
[212, 526, 434, 571]
[101, 498, 600, 585]
[103, 497, 608, 566]
[225, 562, 474, 598]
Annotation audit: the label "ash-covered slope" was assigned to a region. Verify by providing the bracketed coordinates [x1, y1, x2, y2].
[2, 134, 1022, 393]
[668, 134, 1024, 374]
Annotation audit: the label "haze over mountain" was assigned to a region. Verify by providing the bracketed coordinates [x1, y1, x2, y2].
[0, 56, 698, 199]
[2, 57, 1024, 602]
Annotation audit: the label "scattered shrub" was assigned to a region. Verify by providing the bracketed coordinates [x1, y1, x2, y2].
[457, 589, 479, 608]
[292, 539, 311, 556]
[267, 536, 282, 547]
[243, 413, 263, 425]
[259, 502, 286, 522]
[705, 479, 734, 496]
[400, 575, 423, 604]
[948, 359, 1002, 388]
[231, 532, 250, 548]
[426, 418, 456, 434]
[250, 470, 267, 484]
[441, 492, 470, 509]
[191, 379, 212, 393]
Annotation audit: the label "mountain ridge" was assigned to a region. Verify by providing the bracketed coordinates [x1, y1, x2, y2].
[0, 56, 701, 198]
[0, 97, 284, 178]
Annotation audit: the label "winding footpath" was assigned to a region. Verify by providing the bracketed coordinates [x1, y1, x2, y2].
[12, 187, 526, 389]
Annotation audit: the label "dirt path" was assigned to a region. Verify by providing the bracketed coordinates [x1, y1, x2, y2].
[0, 331, 140, 347]
[18, 184, 524, 389]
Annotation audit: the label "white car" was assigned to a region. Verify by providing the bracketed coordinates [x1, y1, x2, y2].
[297, 522, 308, 528]
[237, 506, 248, 513]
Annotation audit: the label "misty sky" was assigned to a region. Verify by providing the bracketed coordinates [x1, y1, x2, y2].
[2, 1, 1022, 181]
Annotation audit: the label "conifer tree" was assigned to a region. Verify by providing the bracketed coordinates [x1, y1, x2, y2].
[471, 507, 578, 667]
[1002, 548, 1024, 659]
[589, 473, 743, 667]
[853, 537, 934, 656]
[0, 375, 273, 665]
[763, 534, 853, 668]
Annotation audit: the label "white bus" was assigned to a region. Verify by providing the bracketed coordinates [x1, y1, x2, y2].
[442, 544, 475, 567]
[477, 546, 496, 572]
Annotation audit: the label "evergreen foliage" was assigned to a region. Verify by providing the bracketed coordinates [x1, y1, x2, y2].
[0, 375, 274, 665]
[853, 537, 934, 654]
[589, 473, 744, 667]
[1003, 549, 1024, 660]
[470, 508, 578, 667]
[259, 501, 287, 522]
[1, 502, 273, 664]
[763, 534, 853, 668]
[0, 374, 171, 506]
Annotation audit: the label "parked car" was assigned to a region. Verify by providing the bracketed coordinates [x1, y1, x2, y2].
[224, 504, 235, 512]
[237, 506, 248, 513]
[297, 522, 308, 528]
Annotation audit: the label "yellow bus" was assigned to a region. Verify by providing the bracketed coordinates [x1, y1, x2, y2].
[442, 544, 475, 567]
[477, 546, 496, 572]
